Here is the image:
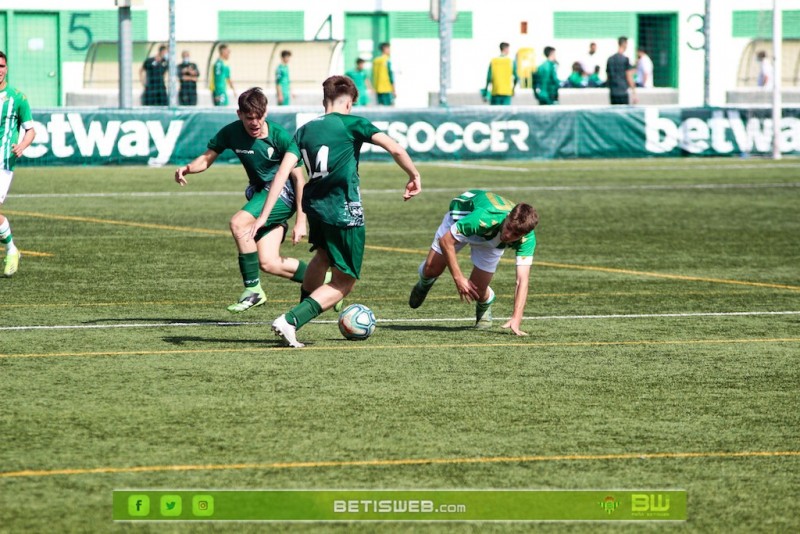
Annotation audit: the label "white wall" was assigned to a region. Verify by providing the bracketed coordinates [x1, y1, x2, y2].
[5, 0, 800, 107]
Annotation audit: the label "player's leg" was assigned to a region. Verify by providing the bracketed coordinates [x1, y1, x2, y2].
[273, 222, 362, 347]
[1, 171, 20, 277]
[227, 209, 266, 312]
[469, 245, 504, 329]
[409, 212, 462, 308]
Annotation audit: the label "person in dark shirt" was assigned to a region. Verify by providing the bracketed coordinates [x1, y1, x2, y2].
[178, 50, 199, 106]
[140, 45, 168, 106]
[606, 36, 637, 105]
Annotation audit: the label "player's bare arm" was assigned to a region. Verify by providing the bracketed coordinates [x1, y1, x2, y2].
[439, 231, 479, 303]
[11, 128, 36, 158]
[502, 263, 531, 336]
[248, 152, 299, 240]
[174, 149, 219, 185]
[370, 132, 421, 200]
[289, 166, 307, 245]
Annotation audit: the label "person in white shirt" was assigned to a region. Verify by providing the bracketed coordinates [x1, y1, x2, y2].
[636, 48, 654, 88]
[579, 42, 600, 77]
[757, 51, 774, 90]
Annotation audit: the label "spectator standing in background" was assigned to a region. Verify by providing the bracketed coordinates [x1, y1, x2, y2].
[579, 42, 600, 78]
[533, 46, 560, 105]
[483, 42, 517, 105]
[276, 50, 292, 106]
[212, 43, 236, 106]
[178, 50, 199, 106]
[756, 51, 774, 90]
[345, 58, 371, 106]
[636, 48, 654, 88]
[372, 43, 395, 106]
[606, 36, 637, 105]
[140, 45, 168, 106]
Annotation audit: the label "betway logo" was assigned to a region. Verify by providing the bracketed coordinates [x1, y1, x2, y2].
[24, 113, 183, 165]
[645, 108, 800, 154]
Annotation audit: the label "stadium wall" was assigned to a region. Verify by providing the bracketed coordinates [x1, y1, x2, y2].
[4, 0, 800, 107]
[19, 107, 800, 167]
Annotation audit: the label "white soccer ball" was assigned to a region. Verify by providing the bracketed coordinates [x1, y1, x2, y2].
[338, 303, 377, 340]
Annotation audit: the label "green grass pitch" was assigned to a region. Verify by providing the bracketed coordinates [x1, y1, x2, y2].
[1, 158, 799, 532]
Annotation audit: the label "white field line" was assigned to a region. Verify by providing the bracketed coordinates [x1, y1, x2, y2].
[1, 310, 798, 332]
[12, 182, 800, 199]
[422, 161, 800, 173]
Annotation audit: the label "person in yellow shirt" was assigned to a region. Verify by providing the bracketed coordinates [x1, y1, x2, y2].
[372, 42, 395, 106]
[483, 42, 517, 105]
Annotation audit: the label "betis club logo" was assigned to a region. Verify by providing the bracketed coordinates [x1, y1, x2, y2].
[599, 496, 620, 515]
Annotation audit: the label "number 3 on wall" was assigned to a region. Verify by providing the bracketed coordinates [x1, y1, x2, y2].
[68, 13, 93, 52]
[686, 13, 705, 51]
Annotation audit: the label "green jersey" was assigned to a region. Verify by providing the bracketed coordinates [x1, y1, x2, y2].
[212, 59, 230, 96]
[0, 85, 33, 171]
[288, 113, 380, 227]
[450, 190, 536, 263]
[208, 120, 299, 207]
[345, 69, 370, 106]
[276, 63, 290, 91]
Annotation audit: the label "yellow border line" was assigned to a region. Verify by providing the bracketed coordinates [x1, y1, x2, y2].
[18, 250, 54, 258]
[8, 211, 798, 291]
[2, 338, 799, 359]
[2, 450, 798, 479]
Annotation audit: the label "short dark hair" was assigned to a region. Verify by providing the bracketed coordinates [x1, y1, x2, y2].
[757, 50, 767, 60]
[322, 75, 358, 105]
[618, 36, 628, 46]
[219, 43, 229, 53]
[238, 87, 268, 117]
[506, 203, 539, 234]
[0, 51, 6, 64]
[158, 45, 167, 53]
[380, 42, 390, 52]
[281, 50, 291, 59]
[500, 42, 510, 51]
[356, 58, 365, 65]
[544, 46, 555, 58]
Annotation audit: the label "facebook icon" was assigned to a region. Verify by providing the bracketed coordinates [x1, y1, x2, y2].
[128, 495, 150, 516]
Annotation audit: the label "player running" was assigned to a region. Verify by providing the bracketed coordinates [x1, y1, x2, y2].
[175, 87, 310, 313]
[249, 75, 421, 347]
[409, 190, 539, 336]
[0, 51, 36, 277]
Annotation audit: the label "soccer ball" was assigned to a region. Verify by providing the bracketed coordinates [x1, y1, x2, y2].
[338, 303, 376, 340]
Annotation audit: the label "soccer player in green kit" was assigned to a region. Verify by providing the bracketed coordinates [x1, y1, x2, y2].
[211, 44, 236, 106]
[409, 190, 539, 336]
[275, 50, 292, 106]
[0, 51, 36, 277]
[175, 88, 308, 312]
[250, 75, 421, 347]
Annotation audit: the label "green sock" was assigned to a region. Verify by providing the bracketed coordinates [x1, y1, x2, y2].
[290, 260, 308, 283]
[476, 287, 496, 314]
[286, 298, 323, 329]
[238, 252, 260, 288]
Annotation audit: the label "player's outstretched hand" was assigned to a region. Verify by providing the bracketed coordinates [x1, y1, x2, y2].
[501, 319, 528, 336]
[175, 165, 189, 186]
[403, 176, 421, 201]
[454, 276, 479, 303]
[11, 144, 25, 158]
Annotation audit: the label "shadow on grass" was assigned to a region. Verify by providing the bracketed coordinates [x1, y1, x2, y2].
[80, 317, 258, 326]
[378, 324, 474, 333]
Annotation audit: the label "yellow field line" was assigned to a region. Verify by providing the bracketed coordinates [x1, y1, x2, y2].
[7, 211, 798, 291]
[18, 250, 54, 258]
[2, 450, 798, 479]
[2, 337, 799, 359]
[3, 210, 228, 236]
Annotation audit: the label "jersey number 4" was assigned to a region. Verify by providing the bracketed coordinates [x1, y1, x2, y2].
[301, 146, 329, 181]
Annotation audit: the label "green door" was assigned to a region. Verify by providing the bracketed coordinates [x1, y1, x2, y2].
[13, 13, 60, 106]
[344, 13, 389, 75]
[637, 13, 678, 88]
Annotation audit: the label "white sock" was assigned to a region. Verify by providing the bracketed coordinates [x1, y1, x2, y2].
[0, 219, 15, 252]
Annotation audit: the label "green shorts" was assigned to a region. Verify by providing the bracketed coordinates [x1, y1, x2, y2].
[490, 95, 512, 105]
[213, 92, 229, 106]
[308, 218, 365, 279]
[376, 93, 394, 106]
[243, 190, 294, 242]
